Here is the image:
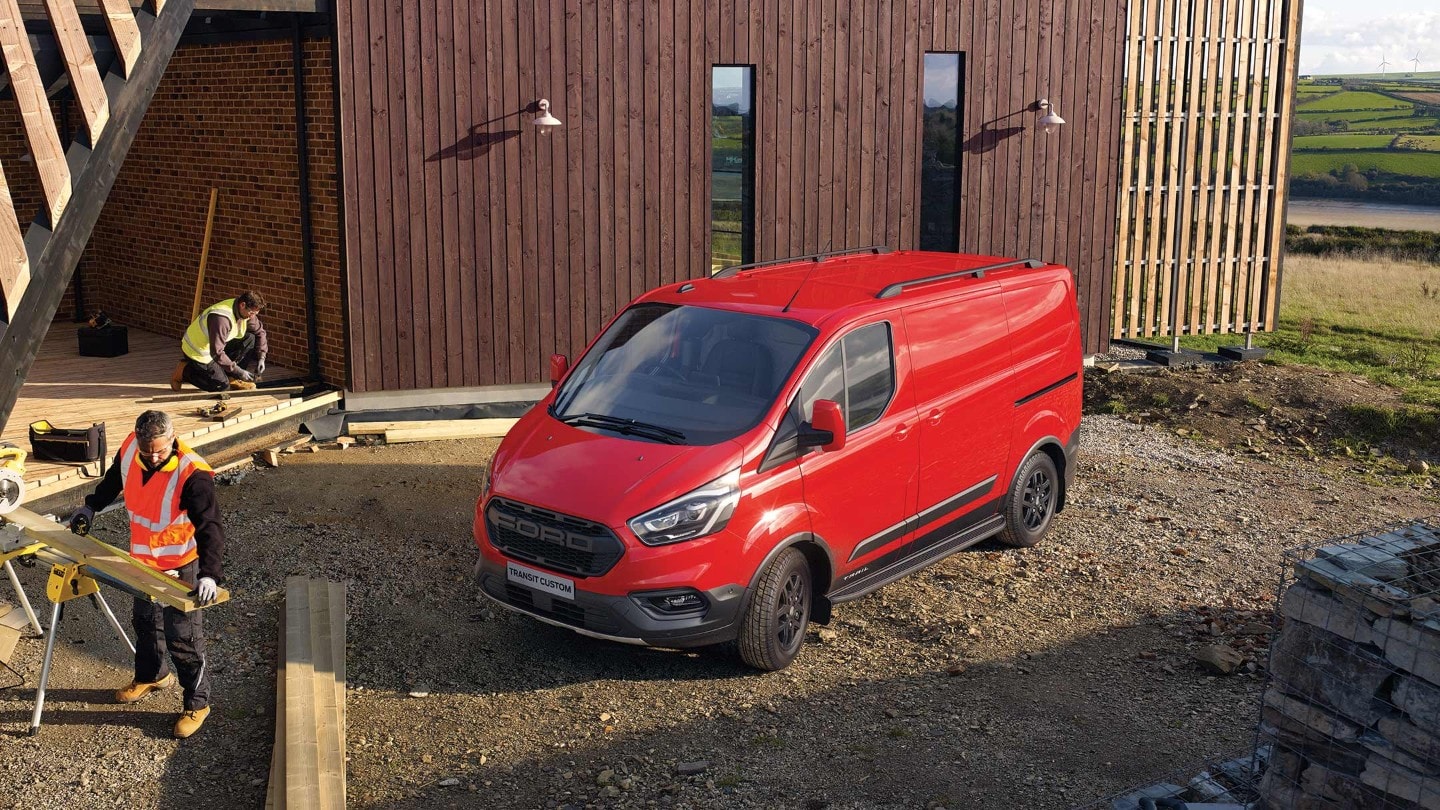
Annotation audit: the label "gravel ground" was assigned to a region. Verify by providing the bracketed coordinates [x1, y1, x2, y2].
[1, 367, 1435, 809]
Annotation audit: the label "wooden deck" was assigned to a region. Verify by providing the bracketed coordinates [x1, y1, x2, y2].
[3, 322, 305, 494]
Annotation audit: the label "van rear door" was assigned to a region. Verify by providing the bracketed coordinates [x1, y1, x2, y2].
[901, 290, 1015, 538]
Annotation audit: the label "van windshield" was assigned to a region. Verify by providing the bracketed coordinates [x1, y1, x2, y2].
[551, 303, 816, 445]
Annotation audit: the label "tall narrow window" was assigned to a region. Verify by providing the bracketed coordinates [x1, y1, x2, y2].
[711, 66, 755, 273]
[920, 53, 962, 252]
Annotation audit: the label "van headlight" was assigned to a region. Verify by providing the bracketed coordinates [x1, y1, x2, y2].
[628, 469, 741, 546]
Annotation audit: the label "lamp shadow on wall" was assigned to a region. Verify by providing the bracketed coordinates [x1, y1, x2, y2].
[430, 103, 545, 162]
[961, 107, 1032, 154]
[428, 127, 521, 162]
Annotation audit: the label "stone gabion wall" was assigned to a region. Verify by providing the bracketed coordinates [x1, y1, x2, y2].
[1257, 522, 1440, 809]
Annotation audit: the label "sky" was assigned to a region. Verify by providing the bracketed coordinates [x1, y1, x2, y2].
[1301, 0, 1440, 75]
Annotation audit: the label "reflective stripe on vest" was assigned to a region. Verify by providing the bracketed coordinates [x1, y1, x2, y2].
[180, 298, 247, 365]
[119, 434, 212, 571]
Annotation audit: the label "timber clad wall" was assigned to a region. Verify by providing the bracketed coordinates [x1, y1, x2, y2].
[0, 38, 344, 384]
[337, 0, 1127, 392]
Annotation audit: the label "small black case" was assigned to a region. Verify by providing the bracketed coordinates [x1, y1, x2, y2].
[29, 420, 107, 465]
[78, 325, 129, 358]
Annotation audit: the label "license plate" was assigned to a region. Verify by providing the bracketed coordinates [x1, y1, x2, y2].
[506, 561, 576, 601]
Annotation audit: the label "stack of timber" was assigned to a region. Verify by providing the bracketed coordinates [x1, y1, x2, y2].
[267, 577, 346, 810]
[346, 417, 517, 444]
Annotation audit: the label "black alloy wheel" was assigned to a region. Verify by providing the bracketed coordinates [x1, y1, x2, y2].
[998, 451, 1059, 548]
[738, 547, 812, 671]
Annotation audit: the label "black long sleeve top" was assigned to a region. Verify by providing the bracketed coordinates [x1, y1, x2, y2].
[85, 447, 227, 583]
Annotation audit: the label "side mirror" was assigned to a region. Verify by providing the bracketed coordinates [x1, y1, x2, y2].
[799, 399, 846, 453]
[549, 354, 570, 387]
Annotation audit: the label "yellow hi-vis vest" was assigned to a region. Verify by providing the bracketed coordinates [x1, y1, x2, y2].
[181, 298, 247, 365]
[119, 433, 211, 572]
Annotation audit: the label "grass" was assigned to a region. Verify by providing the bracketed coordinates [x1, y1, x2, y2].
[1297, 91, 1412, 111]
[1296, 109, 1421, 124]
[1180, 252, 1440, 405]
[1290, 150, 1440, 178]
[1401, 135, 1440, 149]
[1292, 134, 1397, 150]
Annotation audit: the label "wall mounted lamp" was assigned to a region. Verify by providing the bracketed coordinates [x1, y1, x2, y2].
[533, 99, 562, 133]
[1036, 98, 1065, 135]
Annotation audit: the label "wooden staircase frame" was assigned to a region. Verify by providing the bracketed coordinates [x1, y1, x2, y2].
[0, 0, 195, 432]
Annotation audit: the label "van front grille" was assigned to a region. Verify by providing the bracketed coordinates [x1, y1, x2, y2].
[501, 583, 622, 635]
[485, 497, 624, 577]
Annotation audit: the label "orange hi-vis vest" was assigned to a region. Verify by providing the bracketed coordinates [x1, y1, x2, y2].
[119, 433, 211, 572]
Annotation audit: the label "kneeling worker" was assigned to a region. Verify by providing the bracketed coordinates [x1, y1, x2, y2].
[170, 291, 269, 392]
[70, 410, 226, 739]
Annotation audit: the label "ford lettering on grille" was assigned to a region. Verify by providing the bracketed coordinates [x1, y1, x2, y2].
[493, 512, 595, 552]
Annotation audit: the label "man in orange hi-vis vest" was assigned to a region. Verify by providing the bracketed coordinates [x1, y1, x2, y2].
[70, 410, 227, 739]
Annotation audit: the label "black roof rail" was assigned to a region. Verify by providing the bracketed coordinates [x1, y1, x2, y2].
[711, 245, 890, 279]
[875, 258, 1045, 299]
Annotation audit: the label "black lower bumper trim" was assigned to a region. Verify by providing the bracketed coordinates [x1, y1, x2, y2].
[476, 558, 747, 648]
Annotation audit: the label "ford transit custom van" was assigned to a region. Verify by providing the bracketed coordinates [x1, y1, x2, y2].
[474, 247, 1083, 670]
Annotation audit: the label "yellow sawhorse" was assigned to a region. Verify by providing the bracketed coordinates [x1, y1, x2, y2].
[30, 561, 137, 735]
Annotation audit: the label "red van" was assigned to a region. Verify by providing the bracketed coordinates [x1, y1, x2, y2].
[473, 248, 1083, 670]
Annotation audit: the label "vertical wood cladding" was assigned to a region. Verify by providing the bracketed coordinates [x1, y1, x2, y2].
[336, 0, 1126, 391]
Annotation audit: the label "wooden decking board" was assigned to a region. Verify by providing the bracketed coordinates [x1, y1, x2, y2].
[271, 577, 345, 809]
[4, 322, 302, 489]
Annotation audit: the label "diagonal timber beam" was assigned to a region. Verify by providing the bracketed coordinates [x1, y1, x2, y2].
[0, 167, 28, 319]
[0, 0, 196, 432]
[0, 0, 70, 226]
[44, 0, 110, 139]
[97, 0, 139, 77]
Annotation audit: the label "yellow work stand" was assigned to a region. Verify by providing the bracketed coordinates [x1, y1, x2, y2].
[28, 561, 137, 736]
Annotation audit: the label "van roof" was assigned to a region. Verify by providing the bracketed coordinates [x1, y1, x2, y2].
[641, 249, 1068, 328]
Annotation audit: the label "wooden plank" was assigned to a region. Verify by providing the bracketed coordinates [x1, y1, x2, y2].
[1244, 0, 1281, 331]
[656, 0, 672, 285]
[1218, 0, 1253, 332]
[309, 579, 342, 808]
[804, 0, 821, 252]
[1264, 0, 1302, 331]
[284, 577, 320, 809]
[856, 0, 876, 249]
[140, 385, 306, 403]
[44, 0, 109, 140]
[1, 506, 230, 612]
[1204, 0, 1240, 335]
[348, 417, 517, 435]
[1189, 0, 1222, 334]
[96, 0, 140, 78]
[384, 421, 516, 443]
[328, 580, 346, 792]
[0, 166, 28, 320]
[671, 0, 689, 282]
[1234, 0, 1267, 333]
[0, 0, 70, 226]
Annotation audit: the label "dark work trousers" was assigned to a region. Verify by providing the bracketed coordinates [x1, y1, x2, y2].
[182, 333, 260, 392]
[131, 560, 210, 711]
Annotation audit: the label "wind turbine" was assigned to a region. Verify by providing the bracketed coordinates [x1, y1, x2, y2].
[1412, 53, 1422, 75]
[1379, 53, 1391, 76]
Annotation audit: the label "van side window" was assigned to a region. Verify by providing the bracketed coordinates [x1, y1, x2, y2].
[800, 323, 895, 432]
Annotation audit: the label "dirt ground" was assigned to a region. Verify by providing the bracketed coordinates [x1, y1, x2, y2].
[2, 361, 1437, 809]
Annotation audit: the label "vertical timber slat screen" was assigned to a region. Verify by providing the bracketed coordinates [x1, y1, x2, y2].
[1112, 0, 1303, 341]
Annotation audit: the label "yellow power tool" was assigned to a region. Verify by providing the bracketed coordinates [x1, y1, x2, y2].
[0, 444, 26, 514]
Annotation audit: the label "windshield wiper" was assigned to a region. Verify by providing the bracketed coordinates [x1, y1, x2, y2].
[557, 412, 687, 443]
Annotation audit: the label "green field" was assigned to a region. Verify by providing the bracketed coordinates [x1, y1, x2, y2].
[1298, 90, 1412, 111]
[1401, 135, 1440, 149]
[1292, 134, 1396, 150]
[1297, 108, 1419, 123]
[1291, 150, 1440, 178]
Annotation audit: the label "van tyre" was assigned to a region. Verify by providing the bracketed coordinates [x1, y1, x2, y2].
[998, 451, 1058, 548]
[738, 548, 811, 671]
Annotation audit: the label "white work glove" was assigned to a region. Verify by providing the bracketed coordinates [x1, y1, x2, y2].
[196, 577, 218, 606]
[235, 368, 255, 383]
[256, 358, 267, 377]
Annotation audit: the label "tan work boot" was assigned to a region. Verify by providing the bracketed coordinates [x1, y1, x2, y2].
[115, 672, 176, 703]
[229, 379, 257, 391]
[173, 706, 210, 739]
[169, 361, 186, 392]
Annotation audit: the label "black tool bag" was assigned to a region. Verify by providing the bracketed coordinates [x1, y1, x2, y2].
[29, 421, 107, 468]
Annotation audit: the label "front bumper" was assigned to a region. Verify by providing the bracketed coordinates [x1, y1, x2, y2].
[476, 556, 747, 648]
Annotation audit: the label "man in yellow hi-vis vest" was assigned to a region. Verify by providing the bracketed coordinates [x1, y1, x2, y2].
[70, 410, 227, 739]
[170, 291, 269, 392]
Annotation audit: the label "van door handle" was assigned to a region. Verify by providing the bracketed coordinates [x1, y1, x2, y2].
[926, 409, 943, 426]
[894, 423, 911, 441]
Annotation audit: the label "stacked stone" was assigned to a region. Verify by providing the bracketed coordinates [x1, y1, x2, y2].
[1258, 523, 1440, 810]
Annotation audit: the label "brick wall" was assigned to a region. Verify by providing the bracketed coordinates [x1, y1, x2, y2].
[0, 36, 345, 386]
